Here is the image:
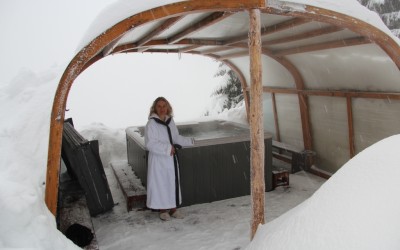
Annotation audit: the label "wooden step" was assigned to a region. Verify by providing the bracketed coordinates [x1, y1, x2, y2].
[111, 161, 146, 211]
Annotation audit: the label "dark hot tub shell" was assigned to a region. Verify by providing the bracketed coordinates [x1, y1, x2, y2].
[126, 120, 272, 207]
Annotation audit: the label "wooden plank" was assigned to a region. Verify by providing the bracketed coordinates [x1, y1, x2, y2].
[168, 12, 233, 44]
[271, 93, 281, 142]
[266, 25, 343, 45]
[224, 17, 310, 46]
[272, 140, 302, 154]
[111, 161, 146, 211]
[137, 16, 184, 47]
[273, 36, 371, 57]
[346, 96, 355, 158]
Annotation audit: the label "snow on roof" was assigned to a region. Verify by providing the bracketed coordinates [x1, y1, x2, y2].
[78, 0, 183, 51]
[78, 0, 399, 53]
[281, 0, 399, 43]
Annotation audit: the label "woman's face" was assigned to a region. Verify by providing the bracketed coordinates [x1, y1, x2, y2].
[155, 100, 168, 119]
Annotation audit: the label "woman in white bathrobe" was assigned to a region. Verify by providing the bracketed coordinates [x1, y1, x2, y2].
[145, 97, 194, 221]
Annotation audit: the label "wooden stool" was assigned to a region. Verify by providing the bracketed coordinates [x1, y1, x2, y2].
[272, 170, 289, 189]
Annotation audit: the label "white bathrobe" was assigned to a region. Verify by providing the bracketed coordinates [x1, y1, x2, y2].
[144, 114, 194, 209]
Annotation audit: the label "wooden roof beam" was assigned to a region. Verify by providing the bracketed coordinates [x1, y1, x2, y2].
[200, 46, 234, 55]
[178, 45, 202, 53]
[262, 87, 400, 100]
[112, 38, 223, 54]
[168, 11, 233, 44]
[265, 25, 344, 45]
[136, 16, 184, 47]
[272, 36, 372, 56]
[137, 16, 184, 52]
[218, 50, 249, 60]
[223, 17, 311, 45]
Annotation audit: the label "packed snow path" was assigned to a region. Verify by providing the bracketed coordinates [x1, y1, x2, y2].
[91, 161, 325, 250]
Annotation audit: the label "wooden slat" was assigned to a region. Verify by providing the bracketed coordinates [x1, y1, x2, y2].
[273, 36, 372, 56]
[272, 93, 281, 142]
[200, 46, 235, 55]
[168, 12, 233, 44]
[346, 96, 355, 158]
[263, 88, 400, 101]
[137, 16, 184, 47]
[179, 45, 202, 53]
[224, 17, 310, 46]
[218, 50, 249, 60]
[266, 25, 343, 45]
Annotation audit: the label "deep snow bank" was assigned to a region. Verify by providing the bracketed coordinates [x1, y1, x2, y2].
[247, 134, 400, 250]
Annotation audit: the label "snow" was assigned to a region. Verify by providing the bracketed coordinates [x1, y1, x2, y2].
[270, 0, 400, 44]
[248, 134, 400, 250]
[2, 67, 400, 250]
[1, 0, 400, 249]
[78, 0, 184, 51]
[79, 0, 400, 53]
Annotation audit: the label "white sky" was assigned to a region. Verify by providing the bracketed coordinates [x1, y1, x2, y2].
[0, 0, 222, 129]
[0, 0, 114, 83]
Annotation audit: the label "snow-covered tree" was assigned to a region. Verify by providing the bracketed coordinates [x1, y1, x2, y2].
[359, 0, 400, 37]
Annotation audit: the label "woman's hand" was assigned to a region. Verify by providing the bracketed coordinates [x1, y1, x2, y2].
[170, 145, 175, 155]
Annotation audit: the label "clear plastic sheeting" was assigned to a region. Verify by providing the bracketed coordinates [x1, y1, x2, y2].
[263, 93, 276, 139]
[353, 98, 400, 153]
[275, 94, 304, 149]
[231, 56, 295, 88]
[309, 96, 350, 173]
[288, 44, 400, 91]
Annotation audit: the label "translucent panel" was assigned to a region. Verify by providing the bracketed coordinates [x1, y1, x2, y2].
[288, 44, 400, 92]
[218, 48, 247, 57]
[117, 19, 164, 46]
[231, 55, 295, 88]
[192, 12, 289, 39]
[262, 21, 332, 43]
[309, 96, 349, 173]
[353, 98, 400, 153]
[275, 94, 304, 148]
[267, 29, 358, 51]
[158, 13, 210, 38]
[263, 93, 276, 139]
[191, 12, 249, 39]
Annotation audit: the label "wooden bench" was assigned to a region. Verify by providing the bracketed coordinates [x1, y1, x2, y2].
[272, 140, 315, 173]
[111, 161, 147, 211]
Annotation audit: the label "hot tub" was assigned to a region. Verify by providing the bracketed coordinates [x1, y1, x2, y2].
[126, 119, 272, 206]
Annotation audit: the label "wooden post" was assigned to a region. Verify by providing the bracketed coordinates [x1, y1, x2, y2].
[346, 96, 355, 158]
[249, 8, 265, 239]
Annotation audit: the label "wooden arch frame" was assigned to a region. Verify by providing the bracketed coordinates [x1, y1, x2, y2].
[45, 0, 400, 222]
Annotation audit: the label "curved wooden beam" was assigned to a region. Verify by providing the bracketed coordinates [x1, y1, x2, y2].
[46, 0, 400, 215]
[45, 0, 265, 215]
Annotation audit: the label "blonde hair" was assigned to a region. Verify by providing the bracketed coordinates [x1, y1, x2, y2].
[148, 96, 173, 118]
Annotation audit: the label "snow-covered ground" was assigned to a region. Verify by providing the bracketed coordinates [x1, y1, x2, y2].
[79, 123, 326, 250]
